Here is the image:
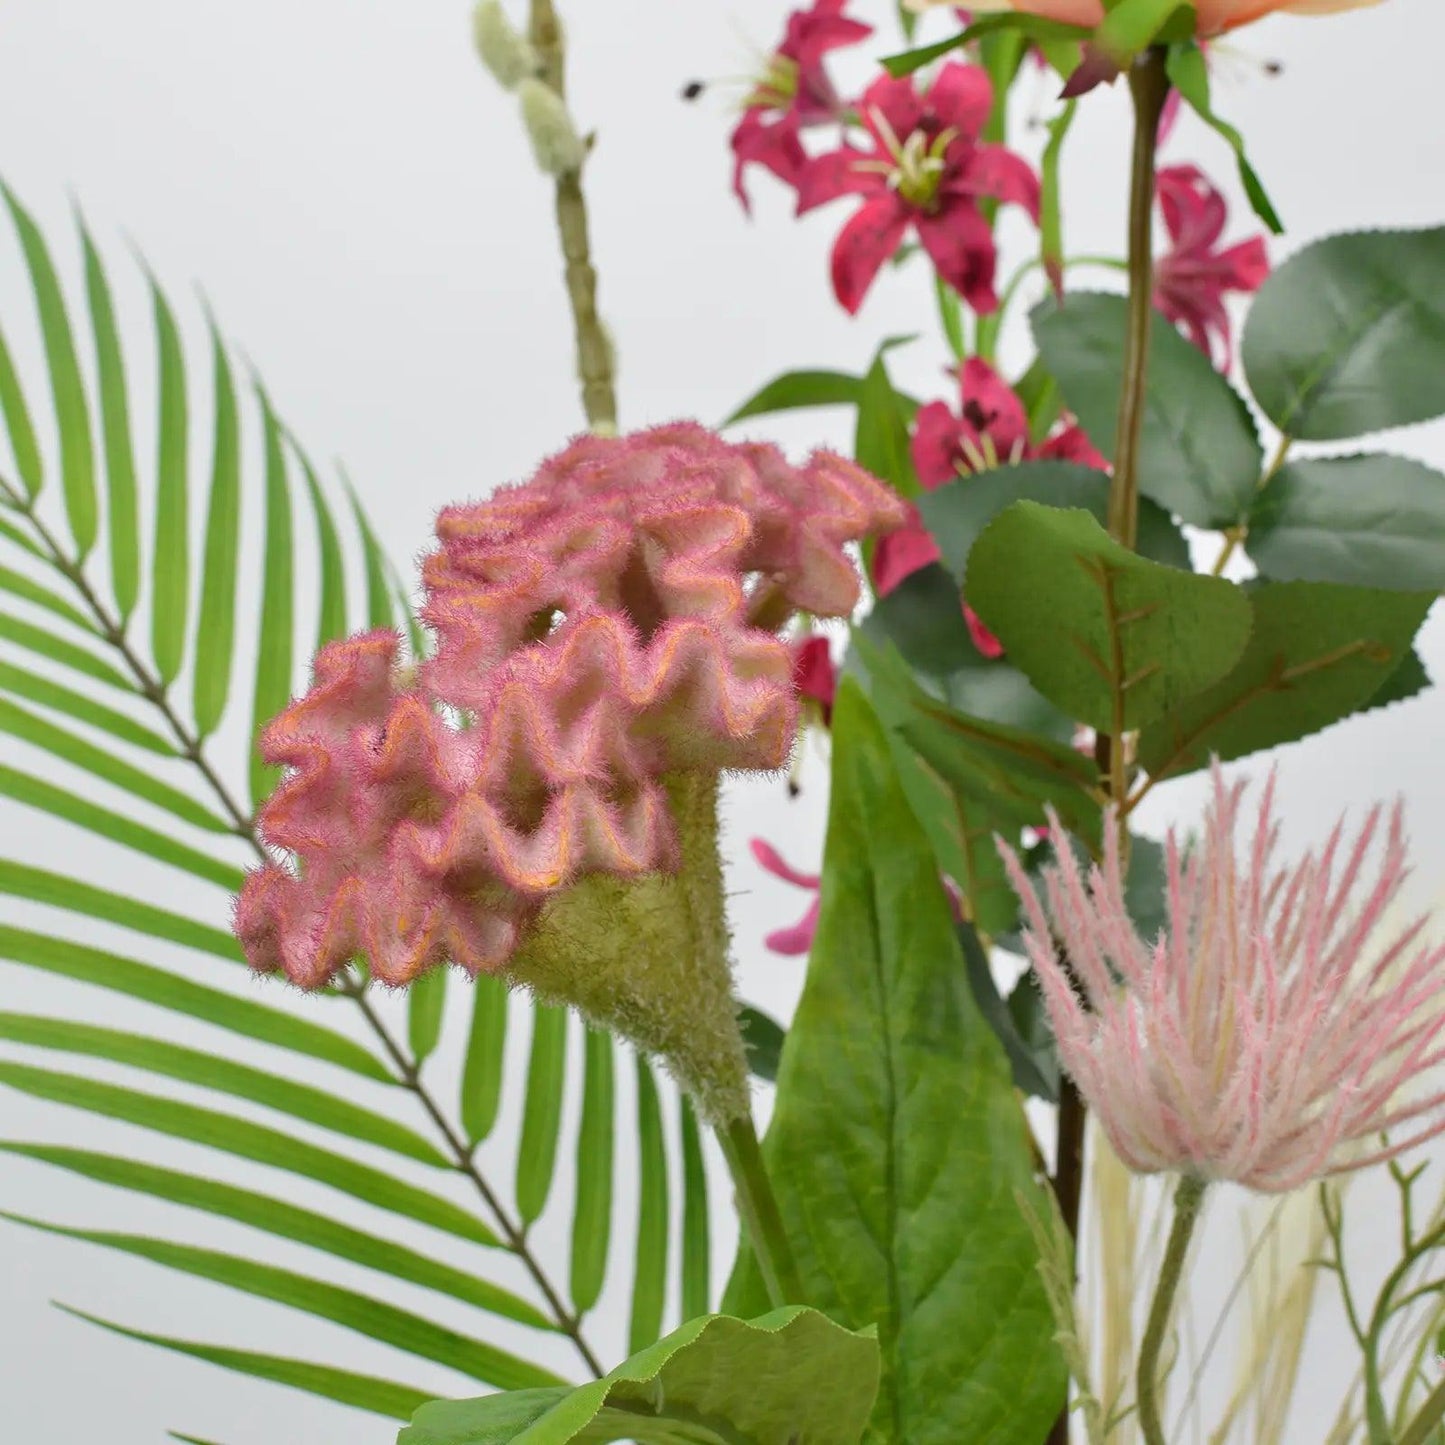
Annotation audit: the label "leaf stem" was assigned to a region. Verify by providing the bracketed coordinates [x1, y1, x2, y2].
[527, 0, 617, 433]
[717, 1112, 806, 1310]
[1399, 1373, 1445, 1445]
[1137, 1174, 1206, 1445]
[0, 473, 606, 1379]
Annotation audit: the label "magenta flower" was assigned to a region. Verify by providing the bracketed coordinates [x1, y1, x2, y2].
[872, 359, 1105, 658]
[731, 0, 873, 210]
[238, 423, 906, 992]
[791, 632, 837, 726]
[750, 838, 822, 956]
[1003, 766, 1445, 1193]
[796, 63, 1040, 314]
[1153, 164, 1269, 370]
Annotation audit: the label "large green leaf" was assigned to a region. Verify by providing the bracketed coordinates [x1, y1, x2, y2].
[966, 503, 1253, 733]
[149, 277, 190, 685]
[399, 1308, 880, 1445]
[724, 682, 1064, 1443]
[3, 1214, 557, 1390]
[1137, 580, 1434, 777]
[516, 1003, 568, 1226]
[4, 185, 96, 557]
[724, 370, 861, 426]
[0, 1143, 552, 1328]
[0, 1060, 495, 1246]
[0, 659, 176, 756]
[570, 1026, 615, 1315]
[408, 966, 449, 1068]
[1242, 226, 1445, 441]
[460, 975, 509, 1145]
[0, 553, 99, 633]
[1031, 293, 1263, 527]
[1247, 454, 1445, 590]
[58, 1306, 432, 1421]
[0, 608, 132, 690]
[81, 223, 140, 620]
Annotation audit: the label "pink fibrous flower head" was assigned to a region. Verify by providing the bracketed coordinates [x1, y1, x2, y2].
[1001, 764, 1445, 1193]
[237, 424, 904, 1105]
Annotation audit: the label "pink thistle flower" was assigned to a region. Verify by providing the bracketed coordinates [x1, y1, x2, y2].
[1002, 765, 1445, 1193]
[238, 425, 906, 994]
[730, 0, 873, 210]
[872, 359, 1104, 657]
[1153, 164, 1269, 370]
[750, 838, 822, 955]
[796, 62, 1040, 315]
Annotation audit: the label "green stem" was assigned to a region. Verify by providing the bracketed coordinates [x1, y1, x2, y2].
[1399, 1356, 1445, 1445]
[989, 253, 1129, 351]
[1137, 1175, 1207, 1445]
[1107, 46, 1171, 552]
[717, 1113, 806, 1309]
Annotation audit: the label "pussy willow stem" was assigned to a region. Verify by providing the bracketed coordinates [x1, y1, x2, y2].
[527, 0, 617, 433]
[717, 1112, 806, 1310]
[1138, 1175, 1207, 1445]
[0, 474, 605, 1379]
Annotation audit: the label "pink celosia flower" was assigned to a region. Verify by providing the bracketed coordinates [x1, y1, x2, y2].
[796, 63, 1040, 314]
[238, 424, 906, 991]
[750, 838, 822, 955]
[1153, 164, 1269, 370]
[1002, 766, 1445, 1193]
[731, 0, 873, 210]
[872, 359, 1105, 658]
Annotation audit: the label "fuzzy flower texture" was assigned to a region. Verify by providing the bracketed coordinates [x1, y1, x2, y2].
[1005, 767, 1445, 1193]
[236, 427, 902, 1114]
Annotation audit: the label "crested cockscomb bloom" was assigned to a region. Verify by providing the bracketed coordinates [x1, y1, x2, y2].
[797, 62, 1040, 314]
[1153, 164, 1269, 369]
[237, 424, 904, 1118]
[872, 358, 1104, 657]
[731, 0, 873, 210]
[1002, 766, 1445, 1193]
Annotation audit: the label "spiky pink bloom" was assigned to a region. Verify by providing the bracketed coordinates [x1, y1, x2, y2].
[731, 0, 873, 211]
[238, 424, 905, 990]
[1002, 767, 1445, 1193]
[796, 63, 1039, 314]
[1153, 165, 1269, 370]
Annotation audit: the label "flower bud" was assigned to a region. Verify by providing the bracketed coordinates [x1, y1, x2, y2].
[516, 77, 586, 176]
[472, 0, 538, 91]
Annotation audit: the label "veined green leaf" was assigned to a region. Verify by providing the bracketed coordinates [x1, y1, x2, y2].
[3, 185, 96, 556]
[0, 1012, 446, 1166]
[0, 858, 236, 958]
[679, 1099, 710, 1321]
[343, 469, 396, 632]
[5, 1214, 555, 1389]
[739, 1004, 784, 1083]
[0, 659, 177, 756]
[0, 924, 388, 1080]
[0, 561, 97, 634]
[724, 369, 861, 426]
[0, 609, 132, 691]
[81, 224, 140, 620]
[0, 319, 42, 499]
[191, 322, 242, 739]
[0, 1144, 554, 1330]
[0, 695, 231, 833]
[249, 389, 294, 808]
[0, 767, 245, 889]
[570, 1026, 614, 1314]
[0, 1061, 494, 1245]
[515, 1003, 567, 1226]
[460, 974, 508, 1146]
[408, 966, 448, 1069]
[400, 1308, 881, 1445]
[57, 1305, 433, 1421]
[296, 446, 348, 653]
[149, 276, 190, 685]
[629, 1052, 668, 1355]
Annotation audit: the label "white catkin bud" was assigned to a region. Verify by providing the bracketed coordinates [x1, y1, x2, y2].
[472, 0, 538, 91]
[517, 78, 585, 176]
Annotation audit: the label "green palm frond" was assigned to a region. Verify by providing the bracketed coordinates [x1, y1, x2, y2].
[0, 187, 716, 1432]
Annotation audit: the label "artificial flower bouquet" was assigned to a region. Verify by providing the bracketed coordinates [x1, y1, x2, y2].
[2, 1, 1444, 1442]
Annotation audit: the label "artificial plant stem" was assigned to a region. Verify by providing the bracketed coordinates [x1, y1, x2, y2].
[0, 474, 607, 1382]
[528, 0, 618, 433]
[1137, 1174, 1207, 1445]
[1398, 1372, 1445, 1445]
[1106, 45, 1171, 552]
[718, 1112, 806, 1309]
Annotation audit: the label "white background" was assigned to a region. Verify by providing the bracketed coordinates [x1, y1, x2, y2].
[0, 1, 1443, 1441]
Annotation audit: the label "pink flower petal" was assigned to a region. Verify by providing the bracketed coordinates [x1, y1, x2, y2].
[830, 193, 912, 314]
